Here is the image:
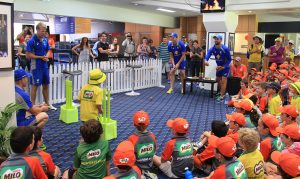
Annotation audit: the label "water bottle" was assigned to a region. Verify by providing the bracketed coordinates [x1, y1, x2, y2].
[224, 93, 229, 105]
[185, 167, 193, 179]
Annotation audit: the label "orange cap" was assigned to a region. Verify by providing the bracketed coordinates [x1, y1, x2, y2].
[256, 72, 263, 76]
[233, 99, 253, 111]
[133, 111, 150, 126]
[287, 76, 298, 82]
[276, 124, 300, 140]
[166, 118, 189, 134]
[279, 64, 288, 69]
[113, 141, 136, 167]
[251, 68, 257, 72]
[271, 63, 277, 68]
[293, 66, 300, 72]
[261, 114, 279, 137]
[278, 70, 289, 77]
[208, 136, 236, 157]
[271, 151, 300, 177]
[278, 105, 299, 118]
[269, 66, 277, 71]
[254, 76, 262, 82]
[226, 113, 246, 126]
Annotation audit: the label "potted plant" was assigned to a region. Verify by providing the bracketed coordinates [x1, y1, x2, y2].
[0, 103, 23, 164]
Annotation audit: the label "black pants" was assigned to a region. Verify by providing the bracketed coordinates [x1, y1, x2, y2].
[185, 60, 192, 77]
[190, 60, 203, 77]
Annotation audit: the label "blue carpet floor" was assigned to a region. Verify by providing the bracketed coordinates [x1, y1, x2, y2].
[43, 81, 231, 178]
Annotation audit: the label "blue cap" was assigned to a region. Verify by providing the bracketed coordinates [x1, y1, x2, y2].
[213, 34, 223, 40]
[14, 69, 31, 81]
[170, 33, 178, 38]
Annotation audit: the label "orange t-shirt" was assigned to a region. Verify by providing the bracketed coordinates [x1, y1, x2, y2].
[227, 130, 239, 143]
[48, 38, 55, 58]
[194, 144, 215, 168]
[258, 96, 268, 113]
[37, 150, 56, 175]
[231, 64, 247, 79]
[210, 164, 226, 179]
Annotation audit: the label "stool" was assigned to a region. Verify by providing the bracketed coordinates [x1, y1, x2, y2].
[125, 64, 143, 96]
[59, 70, 82, 124]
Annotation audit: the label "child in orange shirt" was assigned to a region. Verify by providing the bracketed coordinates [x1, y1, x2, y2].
[255, 82, 269, 113]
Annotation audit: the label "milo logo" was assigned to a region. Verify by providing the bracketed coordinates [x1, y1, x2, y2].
[1, 167, 24, 179]
[119, 158, 129, 164]
[234, 163, 246, 177]
[137, 143, 155, 158]
[180, 143, 192, 153]
[176, 141, 192, 156]
[87, 149, 101, 159]
[254, 161, 264, 175]
[83, 90, 94, 99]
[138, 117, 146, 122]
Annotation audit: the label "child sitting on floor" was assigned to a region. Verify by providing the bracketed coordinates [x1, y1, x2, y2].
[266, 82, 282, 116]
[128, 111, 157, 179]
[226, 112, 246, 143]
[255, 82, 269, 113]
[228, 79, 250, 107]
[234, 99, 259, 128]
[290, 82, 300, 111]
[278, 105, 299, 127]
[104, 141, 142, 179]
[62, 119, 111, 179]
[276, 124, 300, 156]
[29, 126, 61, 179]
[238, 128, 264, 178]
[153, 118, 193, 178]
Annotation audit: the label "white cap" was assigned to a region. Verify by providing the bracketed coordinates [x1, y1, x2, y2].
[289, 40, 295, 45]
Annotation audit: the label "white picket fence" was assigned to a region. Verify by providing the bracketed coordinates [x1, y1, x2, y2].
[36, 58, 163, 104]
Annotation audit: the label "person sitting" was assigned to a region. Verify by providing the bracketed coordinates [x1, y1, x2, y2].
[128, 111, 157, 178]
[276, 124, 300, 156]
[103, 141, 142, 179]
[62, 119, 111, 179]
[233, 99, 258, 128]
[0, 127, 47, 178]
[78, 69, 106, 122]
[228, 79, 250, 106]
[153, 118, 193, 178]
[29, 126, 61, 178]
[255, 82, 269, 113]
[278, 105, 299, 127]
[290, 82, 300, 111]
[226, 112, 246, 143]
[266, 82, 282, 116]
[15, 69, 48, 127]
[238, 128, 264, 178]
[230, 56, 247, 80]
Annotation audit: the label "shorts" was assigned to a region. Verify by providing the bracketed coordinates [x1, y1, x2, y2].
[159, 161, 179, 178]
[31, 68, 50, 86]
[17, 115, 37, 126]
[175, 60, 185, 70]
[162, 61, 170, 73]
[216, 67, 230, 77]
[247, 62, 261, 73]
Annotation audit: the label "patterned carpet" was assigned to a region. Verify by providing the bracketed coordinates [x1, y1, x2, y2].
[43, 80, 231, 178]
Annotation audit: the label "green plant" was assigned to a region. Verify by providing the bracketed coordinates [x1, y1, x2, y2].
[0, 103, 23, 158]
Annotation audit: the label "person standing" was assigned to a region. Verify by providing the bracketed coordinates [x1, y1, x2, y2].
[17, 34, 31, 71]
[268, 38, 286, 67]
[137, 37, 151, 60]
[148, 39, 157, 59]
[26, 22, 56, 110]
[109, 37, 120, 57]
[122, 32, 135, 57]
[158, 36, 170, 80]
[92, 34, 101, 58]
[190, 40, 204, 77]
[185, 40, 193, 77]
[285, 40, 295, 63]
[205, 34, 232, 102]
[248, 36, 265, 72]
[72, 37, 95, 63]
[167, 33, 186, 94]
[97, 32, 110, 62]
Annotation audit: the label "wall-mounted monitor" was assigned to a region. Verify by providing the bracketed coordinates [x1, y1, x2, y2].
[201, 0, 225, 13]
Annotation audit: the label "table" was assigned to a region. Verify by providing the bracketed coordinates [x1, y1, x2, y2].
[182, 77, 217, 98]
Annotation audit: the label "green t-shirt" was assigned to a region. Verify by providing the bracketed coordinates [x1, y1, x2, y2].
[74, 139, 111, 179]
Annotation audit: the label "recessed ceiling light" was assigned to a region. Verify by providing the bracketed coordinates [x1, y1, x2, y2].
[156, 8, 176, 13]
[248, 10, 253, 13]
[134, 3, 139, 6]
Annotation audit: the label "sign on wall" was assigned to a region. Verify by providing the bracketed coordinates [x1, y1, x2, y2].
[75, 17, 91, 34]
[54, 16, 75, 34]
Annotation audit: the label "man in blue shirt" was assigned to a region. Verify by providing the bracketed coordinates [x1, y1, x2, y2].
[15, 69, 49, 127]
[167, 33, 186, 94]
[205, 34, 232, 102]
[26, 22, 56, 110]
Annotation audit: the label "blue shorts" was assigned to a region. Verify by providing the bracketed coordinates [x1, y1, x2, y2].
[175, 60, 186, 70]
[17, 115, 37, 126]
[31, 68, 50, 86]
[216, 67, 230, 77]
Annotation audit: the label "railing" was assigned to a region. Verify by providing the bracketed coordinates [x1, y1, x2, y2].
[36, 58, 163, 104]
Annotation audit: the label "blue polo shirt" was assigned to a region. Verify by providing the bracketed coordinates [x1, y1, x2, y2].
[205, 44, 232, 68]
[168, 40, 186, 62]
[15, 86, 33, 125]
[26, 34, 50, 70]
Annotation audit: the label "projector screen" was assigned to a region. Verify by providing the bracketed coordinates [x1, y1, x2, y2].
[201, 0, 226, 13]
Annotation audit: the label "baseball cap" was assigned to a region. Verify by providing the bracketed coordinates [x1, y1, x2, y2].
[289, 40, 295, 45]
[213, 34, 223, 40]
[254, 76, 262, 82]
[269, 66, 277, 71]
[271, 63, 277, 68]
[251, 68, 257, 72]
[261, 114, 279, 137]
[133, 111, 150, 126]
[278, 105, 299, 118]
[276, 124, 300, 140]
[166, 118, 189, 134]
[226, 113, 246, 126]
[279, 64, 288, 69]
[275, 38, 282, 42]
[293, 66, 300, 72]
[233, 99, 253, 112]
[266, 82, 281, 92]
[271, 151, 300, 177]
[278, 70, 288, 77]
[234, 57, 241, 62]
[170, 33, 178, 38]
[14, 69, 31, 81]
[291, 82, 300, 94]
[256, 72, 263, 76]
[208, 136, 237, 157]
[113, 141, 136, 167]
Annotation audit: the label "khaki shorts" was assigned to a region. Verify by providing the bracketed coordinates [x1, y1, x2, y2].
[247, 62, 261, 73]
[162, 61, 170, 73]
[159, 161, 179, 178]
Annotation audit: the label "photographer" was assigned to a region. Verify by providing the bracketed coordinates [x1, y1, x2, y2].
[122, 32, 135, 57]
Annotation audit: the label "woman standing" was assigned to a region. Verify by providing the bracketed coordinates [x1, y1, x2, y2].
[17, 34, 31, 71]
[268, 38, 286, 67]
[109, 37, 119, 57]
[72, 37, 95, 63]
[137, 37, 151, 60]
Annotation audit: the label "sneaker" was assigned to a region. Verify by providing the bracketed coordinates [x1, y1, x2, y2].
[216, 96, 224, 102]
[48, 104, 57, 110]
[167, 88, 173, 94]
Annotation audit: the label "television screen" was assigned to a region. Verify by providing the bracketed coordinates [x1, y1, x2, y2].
[201, 0, 225, 13]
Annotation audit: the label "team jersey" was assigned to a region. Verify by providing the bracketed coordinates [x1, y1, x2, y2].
[205, 44, 232, 68]
[260, 136, 284, 162]
[15, 86, 33, 126]
[291, 96, 300, 112]
[73, 139, 111, 179]
[26, 34, 50, 70]
[128, 131, 157, 171]
[78, 84, 103, 121]
[103, 166, 142, 179]
[268, 94, 282, 116]
[231, 64, 247, 79]
[161, 136, 194, 178]
[168, 40, 186, 62]
[28, 150, 56, 176]
[239, 150, 264, 178]
[210, 158, 247, 179]
[0, 153, 47, 179]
